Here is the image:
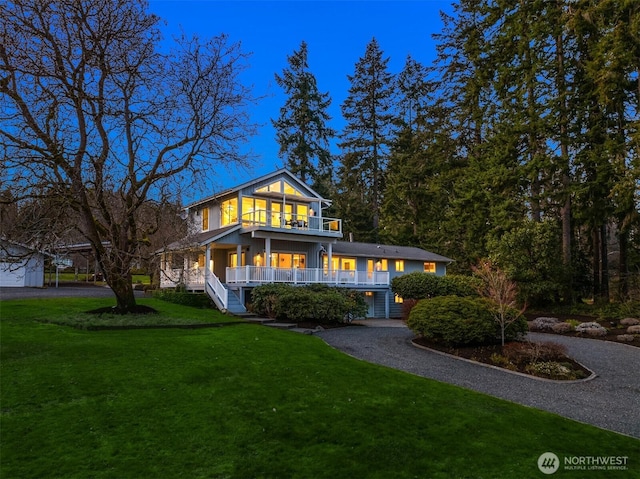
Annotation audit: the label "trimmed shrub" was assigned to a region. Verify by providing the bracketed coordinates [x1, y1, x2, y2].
[250, 284, 293, 319]
[407, 296, 526, 346]
[407, 296, 497, 346]
[392, 272, 480, 300]
[251, 284, 367, 323]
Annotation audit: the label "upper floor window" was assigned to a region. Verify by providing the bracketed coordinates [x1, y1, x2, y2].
[375, 259, 388, 271]
[202, 208, 209, 231]
[395, 260, 404, 272]
[424, 262, 436, 273]
[242, 197, 267, 226]
[255, 180, 304, 198]
[221, 197, 238, 226]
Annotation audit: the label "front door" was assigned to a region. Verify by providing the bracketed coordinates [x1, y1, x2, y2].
[365, 294, 375, 317]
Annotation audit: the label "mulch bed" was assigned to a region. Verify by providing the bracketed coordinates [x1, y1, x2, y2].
[413, 337, 593, 380]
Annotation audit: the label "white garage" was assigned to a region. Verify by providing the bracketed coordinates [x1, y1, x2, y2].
[0, 242, 46, 288]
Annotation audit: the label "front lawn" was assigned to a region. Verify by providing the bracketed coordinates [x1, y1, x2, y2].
[1, 299, 638, 478]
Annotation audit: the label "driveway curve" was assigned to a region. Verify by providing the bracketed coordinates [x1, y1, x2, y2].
[318, 325, 640, 438]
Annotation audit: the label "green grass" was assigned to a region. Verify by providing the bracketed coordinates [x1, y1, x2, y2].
[49, 272, 151, 284]
[1, 299, 638, 479]
[0, 297, 235, 329]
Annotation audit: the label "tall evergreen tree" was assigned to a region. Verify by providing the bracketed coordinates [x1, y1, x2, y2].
[272, 41, 335, 196]
[336, 38, 396, 242]
[429, 0, 498, 270]
[381, 56, 461, 260]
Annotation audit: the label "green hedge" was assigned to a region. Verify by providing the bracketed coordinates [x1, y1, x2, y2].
[407, 296, 526, 346]
[251, 284, 367, 323]
[152, 289, 214, 309]
[391, 272, 480, 300]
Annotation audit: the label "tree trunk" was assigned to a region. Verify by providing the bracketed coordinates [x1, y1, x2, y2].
[618, 226, 629, 300]
[592, 226, 601, 299]
[107, 268, 137, 313]
[555, 12, 573, 303]
[600, 223, 609, 303]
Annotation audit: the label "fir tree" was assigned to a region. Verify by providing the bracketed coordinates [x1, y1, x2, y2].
[337, 38, 396, 242]
[273, 41, 335, 196]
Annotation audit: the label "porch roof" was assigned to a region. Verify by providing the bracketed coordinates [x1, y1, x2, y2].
[162, 224, 241, 251]
[332, 241, 454, 263]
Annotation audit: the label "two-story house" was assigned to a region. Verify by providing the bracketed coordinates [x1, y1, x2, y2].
[159, 169, 453, 318]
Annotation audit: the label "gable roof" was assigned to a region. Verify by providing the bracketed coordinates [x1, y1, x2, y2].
[185, 169, 331, 210]
[332, 241, 453, 263]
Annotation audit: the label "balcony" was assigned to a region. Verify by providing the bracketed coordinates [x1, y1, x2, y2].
[226, 266, 389, 286]
[240, 210, 342, 236]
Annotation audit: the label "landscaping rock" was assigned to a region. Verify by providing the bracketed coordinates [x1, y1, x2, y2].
[551, 322, 574, 333]
[575, 322, 607, 337]
[531, 317, 559, 331]
[617, 334, 636, 342]
[621, 318, 640, 326]
[627, 325, 640, 334]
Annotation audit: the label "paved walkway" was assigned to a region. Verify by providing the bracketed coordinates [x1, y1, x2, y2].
[318, 321, 640, 439]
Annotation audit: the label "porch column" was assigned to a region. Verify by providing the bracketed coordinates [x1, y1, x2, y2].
[265, 237, 271, 264]
[236, 244, 242, 265]
[205, 244, 211, 284]
[327, 242, 333, 281]
[385, 290, 390, 319]
[265, 237, 272, 282]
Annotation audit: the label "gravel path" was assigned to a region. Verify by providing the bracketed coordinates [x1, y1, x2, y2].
[318, 326, 640, 438]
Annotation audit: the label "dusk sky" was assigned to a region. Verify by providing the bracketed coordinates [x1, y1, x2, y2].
[149, 0, 455, 189]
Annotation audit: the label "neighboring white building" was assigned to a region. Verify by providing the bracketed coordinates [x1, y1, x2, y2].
[0, 241, 46, 288]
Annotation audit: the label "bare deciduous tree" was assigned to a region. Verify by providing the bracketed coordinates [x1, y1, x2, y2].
[1, 0, 255, 312]
[472, 260, 526, 346]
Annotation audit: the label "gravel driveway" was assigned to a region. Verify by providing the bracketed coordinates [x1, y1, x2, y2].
[318, 325, 640, 439]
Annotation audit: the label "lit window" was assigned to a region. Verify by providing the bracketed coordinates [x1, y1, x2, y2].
[242, 197, 267, 225]
[221, 197, 238, 226]
[395, 294, 404, 304]
[375, 259, 388, 271]
[255, 180, 304, 197]
[202, 208, 209, 231]
[424, 262, 436, 273]
[395, 260, 404, 272]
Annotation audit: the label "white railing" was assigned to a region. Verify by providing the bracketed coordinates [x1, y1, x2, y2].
[205, 267, 228, 310]
[240, 210, 342, 234]
[160, 268, 204, 289]
[226, 266, 389, 286]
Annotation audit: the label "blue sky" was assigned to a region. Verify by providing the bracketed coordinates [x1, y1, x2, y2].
[149, 0, 454, 188]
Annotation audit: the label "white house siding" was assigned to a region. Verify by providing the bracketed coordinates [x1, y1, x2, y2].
[0, 256, 45, 287]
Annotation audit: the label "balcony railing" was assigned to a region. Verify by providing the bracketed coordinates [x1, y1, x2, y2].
[240, 210, 342, 234]
[226, 266, 389, 286]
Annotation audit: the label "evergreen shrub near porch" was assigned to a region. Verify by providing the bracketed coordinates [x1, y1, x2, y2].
[391, 272, 481, 301]
[251, 284, 367, 323]
[152, 288, 214, 309]
[407, 296, 527, 346]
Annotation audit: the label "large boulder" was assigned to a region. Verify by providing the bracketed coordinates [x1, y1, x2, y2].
[627, 325, 640, 334]
[575, 322, 607, 337]
[531, 317, 559, 331]
[620, 318, 640, 327]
